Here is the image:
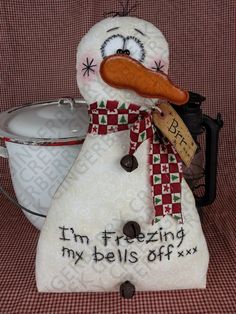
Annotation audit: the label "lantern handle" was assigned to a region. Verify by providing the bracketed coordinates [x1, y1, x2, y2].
[196, 113, 223, 207]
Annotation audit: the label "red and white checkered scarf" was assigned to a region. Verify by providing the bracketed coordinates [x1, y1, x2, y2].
[88, 100, 183, 224]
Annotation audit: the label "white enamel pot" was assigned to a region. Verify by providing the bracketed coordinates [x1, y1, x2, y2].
[0, 98, 89, 230]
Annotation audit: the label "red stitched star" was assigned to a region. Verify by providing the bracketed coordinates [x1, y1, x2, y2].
[162, 164, 168, 172]
[165, 205, 172, 213]
[163, 184, 170, 192]
[130, 142, 136, 149]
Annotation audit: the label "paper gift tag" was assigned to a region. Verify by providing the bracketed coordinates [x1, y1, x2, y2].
[152, 103, 197, 167]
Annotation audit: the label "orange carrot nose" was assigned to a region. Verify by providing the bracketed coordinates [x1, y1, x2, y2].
[100, 55, 189, 105]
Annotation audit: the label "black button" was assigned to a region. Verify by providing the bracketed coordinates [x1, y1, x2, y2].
[123, 221, 141, 239]
[120, 281, 135, 299]
[120, 154, 138, 172]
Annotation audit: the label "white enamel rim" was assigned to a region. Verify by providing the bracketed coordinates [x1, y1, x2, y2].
[0, 98, 87, 146]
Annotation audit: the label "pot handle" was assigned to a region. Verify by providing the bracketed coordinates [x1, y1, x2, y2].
[0, 146, 8, 158]
[58, 97, 75, 111]
[0, 183, 46, 218]
[0, 145, 46, 217]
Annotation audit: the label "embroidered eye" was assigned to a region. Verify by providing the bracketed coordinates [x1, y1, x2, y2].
[101, 34, 125, 58]
[124, 36, 145, 62]
[100, 34, 145, 63]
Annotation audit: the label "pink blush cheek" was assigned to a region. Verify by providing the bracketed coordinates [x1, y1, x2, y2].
[77, 54, 101, 83]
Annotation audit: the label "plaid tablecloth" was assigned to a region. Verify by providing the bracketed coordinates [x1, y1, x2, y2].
[0, 1, 235, 313]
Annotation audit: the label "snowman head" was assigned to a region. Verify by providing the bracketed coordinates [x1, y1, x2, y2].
[77, 17, 188, 108]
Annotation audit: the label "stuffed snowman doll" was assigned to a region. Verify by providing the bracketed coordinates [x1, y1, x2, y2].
[36, 16, 209, 297]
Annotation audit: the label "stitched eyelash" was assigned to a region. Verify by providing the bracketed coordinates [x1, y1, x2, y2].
[81, 58, 97, 77]
[100, 34, 125, 58]
[151, 60, 164, 72]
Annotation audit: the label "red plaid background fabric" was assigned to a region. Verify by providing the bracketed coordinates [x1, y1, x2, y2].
[0, 1, 235, 313]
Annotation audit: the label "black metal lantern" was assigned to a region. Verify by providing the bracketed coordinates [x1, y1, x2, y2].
[173, 92, 223, 209]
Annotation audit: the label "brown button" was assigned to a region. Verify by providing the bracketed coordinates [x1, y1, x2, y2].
[123, 221, 141, 239]
[120, 281, 135, 299]
[120, 154, 138, 172]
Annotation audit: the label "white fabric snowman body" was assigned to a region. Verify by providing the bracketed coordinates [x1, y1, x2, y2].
[36, 17, 209, 294]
